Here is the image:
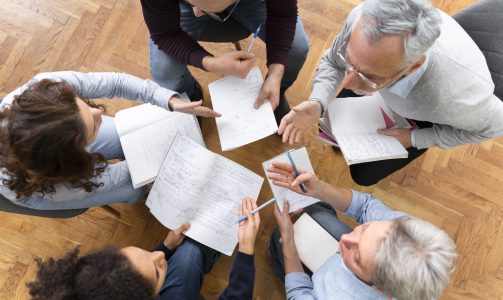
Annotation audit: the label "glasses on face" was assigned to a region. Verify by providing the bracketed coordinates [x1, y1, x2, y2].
[185, 0, 240, 23]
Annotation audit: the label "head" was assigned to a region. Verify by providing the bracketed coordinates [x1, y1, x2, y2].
[28, 246, 165, 300]
[0, 79, 107, 198]
[341, 0, 442, 94]
[339, 217, 456, 300]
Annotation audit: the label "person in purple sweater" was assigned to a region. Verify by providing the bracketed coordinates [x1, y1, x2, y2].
[141, 0, 309, 123]
[27, 197, 260, 300]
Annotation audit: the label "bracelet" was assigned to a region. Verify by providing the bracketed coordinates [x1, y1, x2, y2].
[309, 98, 325, 118]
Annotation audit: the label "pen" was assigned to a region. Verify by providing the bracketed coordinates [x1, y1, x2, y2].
[247, 24, 261, 54]
[235, 197, 275, 224]
[284, 148, 308, 193]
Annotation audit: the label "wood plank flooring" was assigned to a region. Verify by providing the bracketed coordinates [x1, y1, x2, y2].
[2, 0, 502, 299]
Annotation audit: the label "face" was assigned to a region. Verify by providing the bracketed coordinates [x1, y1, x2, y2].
[76, 98, 102, 145]
[342, 20, 422, 94]
[339, 220, 393, 284]
[187, 0, 236, 15]
[121, 246, 168, 295]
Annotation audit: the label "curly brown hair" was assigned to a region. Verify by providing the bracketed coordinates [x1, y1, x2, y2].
[0, 79, 108, 199]
[27, 246, 156, 300]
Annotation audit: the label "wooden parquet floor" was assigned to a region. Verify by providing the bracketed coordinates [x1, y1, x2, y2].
[1, 0, 502, 299]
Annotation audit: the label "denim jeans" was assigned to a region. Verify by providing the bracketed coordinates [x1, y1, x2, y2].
[159, 238, 220, 300]
[13, 115, 147, 210]
[268, 202, 353, 281]
[149, 0, 309, 98]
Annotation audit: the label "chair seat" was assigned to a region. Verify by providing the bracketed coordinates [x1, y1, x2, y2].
[0, 194, 87, 218]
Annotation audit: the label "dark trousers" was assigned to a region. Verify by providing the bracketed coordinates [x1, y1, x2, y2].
[337, 89, 433, 186]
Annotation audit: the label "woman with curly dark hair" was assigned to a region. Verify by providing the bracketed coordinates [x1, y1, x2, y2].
[28, 197, 260, 300]
[0, 71, 219, 209]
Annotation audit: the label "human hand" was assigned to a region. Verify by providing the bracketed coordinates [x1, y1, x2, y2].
[273, 201, 296, 243]
[278, 101, 322, 144]
[377, 128, 412, 148]
[254, 64, 284, 110]
[202, 51, 256, 78]
[267, 162, 324, 198]
[163, 223, 190, 251]
[238, 196, 261, 255]
[169, 97, 221, 117]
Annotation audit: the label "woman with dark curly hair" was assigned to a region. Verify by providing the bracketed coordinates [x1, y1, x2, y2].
[0, 71, 219, 210]
[28, 197, 260, 300]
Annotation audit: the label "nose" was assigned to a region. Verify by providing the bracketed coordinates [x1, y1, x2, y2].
[193, 7, 205, 17]
[341, 69, 360, 90]
[340, 231, 358, 246]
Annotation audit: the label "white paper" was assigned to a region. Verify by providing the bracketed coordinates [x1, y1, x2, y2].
[294, 214, 340, 272]
[146, 135, 264, 255]
[262, 148, 319, 212]
[115, 103, 204, 188]
[209, 67, 278, 151]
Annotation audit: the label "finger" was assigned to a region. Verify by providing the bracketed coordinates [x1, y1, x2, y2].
[291, 173, 312, 187]
[268, 175, 292, 186]
[254, 90, 267, 109]
[377, 128, 393, 136]
[278, 112, 292, 135]
[234, 51, 255, 60]
[272, 180, 297, 190]
[293, 208, 303, 215]
[288, 128, 297, 145]
[283, 200, 290, 214]
[245, 197, 253, 212]
[282, 123, 294, 143]
[194, 106, 221, 117]
[239, 200, 244, 217]
[270, 94, 280, 110]
[270, 162, 295, 173]
[174, 222, 190, 235]
[273, 202, 281, 218]
[294, 129, 303, 144]
[267, 166, 293, 177]
[250, 197, 258, 210]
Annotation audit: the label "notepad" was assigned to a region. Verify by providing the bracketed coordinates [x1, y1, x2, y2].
[262, 148, 319, 212]
[325, 94, 411, 165]
[294, 213, 340, 272]
[115, 100, 204, 188]
[146, 134, 264, 255]
[209, 67, 278, 151]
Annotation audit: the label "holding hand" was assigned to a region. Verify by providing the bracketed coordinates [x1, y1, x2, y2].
[238, 197, 261, 255]
[278, 101, 322, 144]
[254, 64, 284, 110]
[273, 201, 296, 243]
[169, 97, 221, 117]
[202, 51, 256, 78]
[163, 222, 190, 251]
[267, 162, 324, 198]
[377, 128, 412, 148]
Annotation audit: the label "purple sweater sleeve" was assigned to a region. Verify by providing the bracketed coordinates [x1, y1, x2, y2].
[265, 0, 298, 67]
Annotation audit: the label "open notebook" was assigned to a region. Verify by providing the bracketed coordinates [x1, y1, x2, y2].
[209, 67, 278, 151]
[146, 134, 263, 255]
[115, 99, 204, 188]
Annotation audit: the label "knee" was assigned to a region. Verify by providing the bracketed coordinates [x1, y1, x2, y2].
[350, 169, 380, 186]
[172, 239, 205, 267]
[290, 34, 309, 62]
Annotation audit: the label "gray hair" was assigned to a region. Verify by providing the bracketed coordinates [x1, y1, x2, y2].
[359, 0, 442, 65]
[373, 217, 456, 300]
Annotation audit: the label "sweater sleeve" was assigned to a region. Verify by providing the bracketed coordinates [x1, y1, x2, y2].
[218, 252, 255, 300]
[264, 0, 298, 67]
[152, 242, 176, 261]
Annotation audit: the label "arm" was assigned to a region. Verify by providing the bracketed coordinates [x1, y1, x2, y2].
[264, 0, 297, 67]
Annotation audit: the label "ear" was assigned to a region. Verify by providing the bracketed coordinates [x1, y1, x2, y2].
[404, 55, 426, 75]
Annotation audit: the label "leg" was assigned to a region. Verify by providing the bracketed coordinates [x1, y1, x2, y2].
[160, 239, 219, 300]
[88, 115, 124, 160]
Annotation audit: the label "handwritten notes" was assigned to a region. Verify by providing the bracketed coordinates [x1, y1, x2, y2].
[146, 135, 263, 255]
[209, 67, 278, 151]
[115, 103, 204, 188]
[262, 148, 319, 212]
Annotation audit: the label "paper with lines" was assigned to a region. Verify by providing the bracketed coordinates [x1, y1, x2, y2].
[146, 134, 263, 255]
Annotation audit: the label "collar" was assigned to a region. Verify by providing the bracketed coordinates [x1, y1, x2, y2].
[386, 51, 430, 99]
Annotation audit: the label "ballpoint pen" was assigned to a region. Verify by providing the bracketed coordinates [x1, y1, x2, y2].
[235, 198, 275, 224]
[285, 148, 308, 193]
[247, 24, 261, 54]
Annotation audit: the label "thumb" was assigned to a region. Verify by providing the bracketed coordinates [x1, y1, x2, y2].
[377, 128, 392, 136]
[175, 222, 190, 235]
[254, 90, 267, 109]
[234, 51, 255, 60]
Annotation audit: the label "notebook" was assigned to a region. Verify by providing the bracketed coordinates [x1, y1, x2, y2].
[115, 98, 204, 188]
[208, 67, 278, 151]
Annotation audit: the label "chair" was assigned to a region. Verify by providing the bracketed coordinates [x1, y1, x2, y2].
[454, 0, 503, 99]
[198, 17, 251, 51]
[0, 194, 88, 218]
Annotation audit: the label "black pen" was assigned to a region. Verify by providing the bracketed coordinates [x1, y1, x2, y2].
[284, 148, 308, 193]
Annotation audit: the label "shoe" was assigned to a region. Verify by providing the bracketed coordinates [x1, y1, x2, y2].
[274, 94, 291, 125]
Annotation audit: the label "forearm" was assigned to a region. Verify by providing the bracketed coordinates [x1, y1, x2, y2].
[265, 0, 297, 66]
[282, 239, 304, 274]
[314, 182, 353, 212]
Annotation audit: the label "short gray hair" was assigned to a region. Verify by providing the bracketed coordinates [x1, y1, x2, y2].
[373, 217, 456, 300]
[359, 0, 442, 65]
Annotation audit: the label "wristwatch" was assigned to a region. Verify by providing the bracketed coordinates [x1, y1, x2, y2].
[309, 98, 326, 118]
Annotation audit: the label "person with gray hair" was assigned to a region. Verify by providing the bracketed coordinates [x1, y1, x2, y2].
[267, 162, 456, 299]
[278, 0, 503, 186]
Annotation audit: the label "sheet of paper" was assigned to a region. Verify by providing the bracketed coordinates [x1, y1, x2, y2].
[328, 95, 386, 135]
[209, 67, 278, 151]
[146, 135, 264, 255]
[294, 214, 340, 272]
[262, 148, 319, 212]
[115, 103, 170, 136]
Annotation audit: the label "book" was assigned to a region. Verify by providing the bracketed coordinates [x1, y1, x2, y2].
[321, 94, 413, 165]
[146, 134, 264, 255]
[262, 148, 319, 212]
[115, 99, 204, 188]
[208, 67, 278, 151]
[294, 213, 340, 272]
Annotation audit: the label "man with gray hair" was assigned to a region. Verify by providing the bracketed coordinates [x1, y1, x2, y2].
[278, 0, 503, 186]
[266, 162, 456, 299]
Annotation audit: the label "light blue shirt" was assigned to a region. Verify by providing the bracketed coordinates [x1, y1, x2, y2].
[285, 190, 407, 299]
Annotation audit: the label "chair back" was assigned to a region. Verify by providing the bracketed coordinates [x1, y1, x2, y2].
[0, 194, 87, 218]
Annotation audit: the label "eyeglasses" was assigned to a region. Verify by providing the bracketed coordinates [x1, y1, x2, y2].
[185, 0, 240, 23]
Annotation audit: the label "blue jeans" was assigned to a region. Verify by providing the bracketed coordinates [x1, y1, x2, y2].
[268, 202, 353, 281]
[149, 0, 309, 97]
[159, 238, 220, 300]
[13, 115, 147, 210]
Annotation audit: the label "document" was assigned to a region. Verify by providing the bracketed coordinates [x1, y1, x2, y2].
[209, 67, 278, 151]
[262, 148, 319, 212]
[146, 134, 264, 255]
[115, 100, 204, 188]
[294, 213, 340, 272]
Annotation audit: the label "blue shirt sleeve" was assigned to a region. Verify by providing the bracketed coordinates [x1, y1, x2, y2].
[344, 190, 408, 223]
[285, 272, 317, 300]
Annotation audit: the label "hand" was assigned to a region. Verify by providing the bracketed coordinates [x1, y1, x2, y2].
[377, 128, 412, 148]
[254, 64, 284, 110]
[163, 223, 190, 251]
[238, 196, 261, 255]
[273, 201, 295, 243]
[202, 51, 256, 78]
[278, 101, 321, 144]
[267, 162, 324, 198]
[169, 97, 221, 117]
